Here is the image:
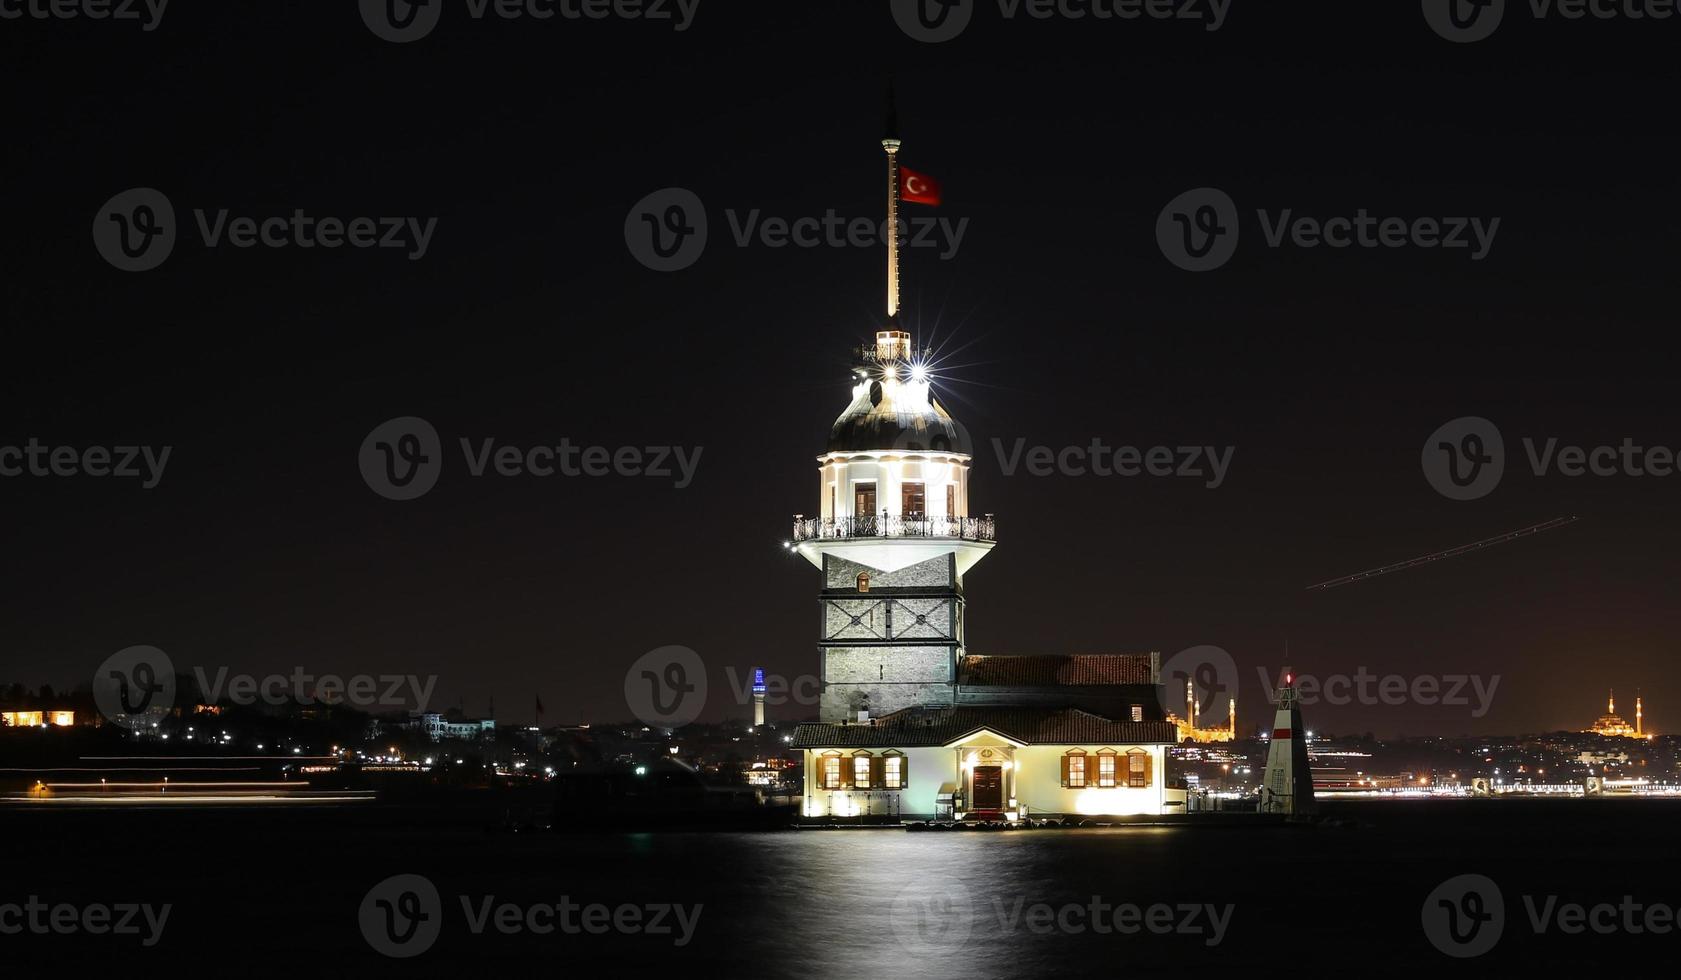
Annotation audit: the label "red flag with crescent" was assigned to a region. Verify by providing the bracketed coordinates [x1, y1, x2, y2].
[900, 167, 941, 206]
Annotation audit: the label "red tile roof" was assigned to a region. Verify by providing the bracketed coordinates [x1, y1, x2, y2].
[960, 654, 1155, 687]
[790, 706, 1177, 748]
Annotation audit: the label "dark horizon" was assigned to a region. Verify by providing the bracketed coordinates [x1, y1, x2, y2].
[4, 3, 1678, 739]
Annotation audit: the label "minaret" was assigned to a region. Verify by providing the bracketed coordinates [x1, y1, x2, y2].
[1636, 691, 1643, 736]
[1258, 669, 1316, 815]
[1609, 689, 1616, 717]
[1228, 697, 1236, 739]
[789, 91, 996, 723]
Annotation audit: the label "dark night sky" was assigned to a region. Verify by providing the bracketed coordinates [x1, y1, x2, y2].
[2, 2, 1677, 736]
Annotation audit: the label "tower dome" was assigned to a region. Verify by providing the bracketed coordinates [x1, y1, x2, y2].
[827, 330, 968, 454]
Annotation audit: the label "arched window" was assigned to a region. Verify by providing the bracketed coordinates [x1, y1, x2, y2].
[1060, 749, 1088, 788]
[856, 571, 871, 593]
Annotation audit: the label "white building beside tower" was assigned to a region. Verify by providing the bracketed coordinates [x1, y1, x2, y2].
[788, 101, 1176, 821]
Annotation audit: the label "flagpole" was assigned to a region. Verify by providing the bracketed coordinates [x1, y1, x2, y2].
[883, 79, 901, 325]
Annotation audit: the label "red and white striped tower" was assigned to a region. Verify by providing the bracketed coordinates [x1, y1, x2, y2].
[1258, 669, 1315, 815]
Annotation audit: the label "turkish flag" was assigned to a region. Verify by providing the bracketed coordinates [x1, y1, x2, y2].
[900, 167, 942, 206]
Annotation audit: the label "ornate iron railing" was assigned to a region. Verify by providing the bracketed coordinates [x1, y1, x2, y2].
[792, 514, 996, 543]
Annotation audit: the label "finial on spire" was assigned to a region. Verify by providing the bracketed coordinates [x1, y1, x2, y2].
[884, 76, 899, 143]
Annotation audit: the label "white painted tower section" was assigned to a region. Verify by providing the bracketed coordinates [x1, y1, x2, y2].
[1259, 669, 1316, 815]
[787, 98, 997, 723]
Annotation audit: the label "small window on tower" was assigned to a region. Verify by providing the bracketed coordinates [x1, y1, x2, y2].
[855, 482, 877, 518]
[946, 484, 956, 518]
[856, 571, 870, 593]
[902, 482, 926, 519]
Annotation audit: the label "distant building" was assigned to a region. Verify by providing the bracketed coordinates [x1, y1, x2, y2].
[1586, 690, 1649, 738]
[1, 709, 74, 728]
[409, 712, 495, 741]
[1167, 679, 1236, 743]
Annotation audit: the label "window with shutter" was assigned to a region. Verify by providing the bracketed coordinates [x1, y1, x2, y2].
[822, 754, 842, 789]
[1128, 749, 1149, 788]
[1097, 750, 1117, 788]
[1063, 751, 1087, 788]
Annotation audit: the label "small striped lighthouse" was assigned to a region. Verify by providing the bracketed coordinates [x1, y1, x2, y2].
[1258, 669, 1315, 815]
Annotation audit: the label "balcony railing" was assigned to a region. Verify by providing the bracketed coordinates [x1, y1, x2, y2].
[792, 514, 997, 543]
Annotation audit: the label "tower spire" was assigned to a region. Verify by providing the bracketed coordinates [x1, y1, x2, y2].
[882, 78, 902, 325]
